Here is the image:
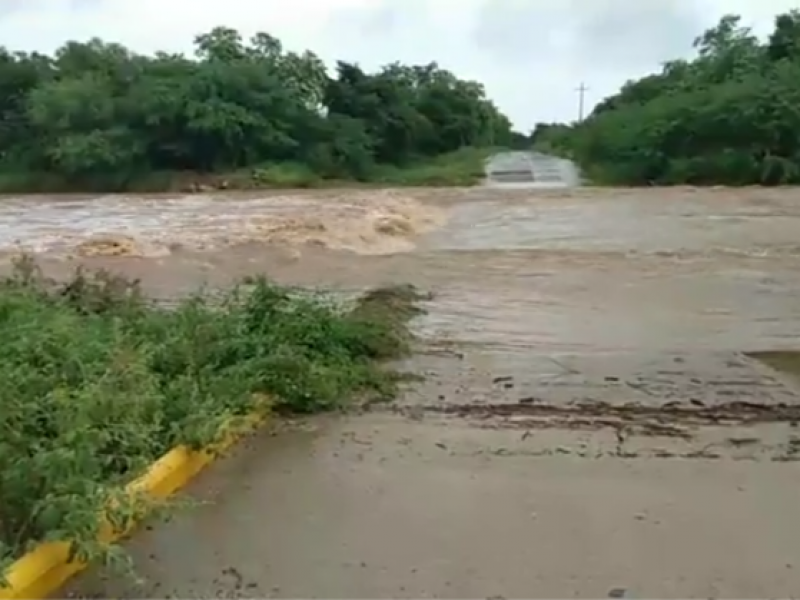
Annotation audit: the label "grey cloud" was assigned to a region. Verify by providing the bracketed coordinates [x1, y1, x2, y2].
[334, 1, 424, 37]
[320, 1, 466, 69]
[0, 0, 29, 17]
[67, 0, 103, 10]
[0, 0, 101, 17]
[574, 3, 704, 67]
[472, 0, 705, 73]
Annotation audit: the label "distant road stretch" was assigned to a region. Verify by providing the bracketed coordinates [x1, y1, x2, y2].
[484, 151, 581, 188]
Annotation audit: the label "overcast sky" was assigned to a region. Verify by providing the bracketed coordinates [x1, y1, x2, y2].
[1, 0, 796, 130]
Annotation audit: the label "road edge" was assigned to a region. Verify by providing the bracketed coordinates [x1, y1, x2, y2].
[0, 413, 269, 600]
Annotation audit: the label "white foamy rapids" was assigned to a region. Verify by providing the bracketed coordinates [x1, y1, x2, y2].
[0, 190, 447, 257]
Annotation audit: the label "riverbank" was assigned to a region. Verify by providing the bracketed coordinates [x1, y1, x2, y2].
[0, 148, 494, 195]
[0, 256, 423, 575]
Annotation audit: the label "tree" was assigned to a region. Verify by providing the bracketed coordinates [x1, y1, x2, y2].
[535, 11, 800, 186]
[0, 27, 516, 190]
[767, 10, 800, 62]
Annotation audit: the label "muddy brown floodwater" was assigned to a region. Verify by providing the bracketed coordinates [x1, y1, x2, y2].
[13, 186, 799, 598]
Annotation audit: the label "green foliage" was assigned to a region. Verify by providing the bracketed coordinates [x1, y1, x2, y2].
[531, 11, 800, 186]
[0, 28, 515, 191]
[0, 256, 424, 573]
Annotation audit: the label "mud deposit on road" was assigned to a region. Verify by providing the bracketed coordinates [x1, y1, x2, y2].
[22, 186, 800, 597]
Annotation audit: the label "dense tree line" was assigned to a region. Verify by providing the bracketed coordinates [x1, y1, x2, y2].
[0, 27, 515, 190]
[532, 11, 800, 186]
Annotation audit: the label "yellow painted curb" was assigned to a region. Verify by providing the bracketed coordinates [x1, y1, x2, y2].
[0, 413, 268, 600]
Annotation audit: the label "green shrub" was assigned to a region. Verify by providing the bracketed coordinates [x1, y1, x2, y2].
[0, 256, 424, 573]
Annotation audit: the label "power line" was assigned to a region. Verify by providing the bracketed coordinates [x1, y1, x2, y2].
[575, 82, 589, 122]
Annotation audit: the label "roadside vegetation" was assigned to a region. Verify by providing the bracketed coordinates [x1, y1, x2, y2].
[0, 28, 519, 192]
[0, 256, 425, 571]
[529, 11, 800, 186]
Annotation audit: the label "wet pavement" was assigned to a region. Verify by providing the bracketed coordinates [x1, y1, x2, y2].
[63, 416, 800, 598]
[8, 186, 798, 598]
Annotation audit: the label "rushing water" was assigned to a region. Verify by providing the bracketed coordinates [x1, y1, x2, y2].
[1, 186, 799, 353]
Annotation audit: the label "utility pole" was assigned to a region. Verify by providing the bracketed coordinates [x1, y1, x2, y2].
[576, 82, 589, 122]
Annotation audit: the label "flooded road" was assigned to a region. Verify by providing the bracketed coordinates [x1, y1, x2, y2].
[12, 186, 800, 598]
[8, 187, 800, 352]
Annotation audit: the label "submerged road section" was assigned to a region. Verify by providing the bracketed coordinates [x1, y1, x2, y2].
[7, 186, 798, 598]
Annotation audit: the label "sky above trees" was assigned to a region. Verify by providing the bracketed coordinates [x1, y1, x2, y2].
[1, 0, 797, 129]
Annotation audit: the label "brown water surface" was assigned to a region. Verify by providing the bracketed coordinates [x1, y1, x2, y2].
[5, 186, 800, 353]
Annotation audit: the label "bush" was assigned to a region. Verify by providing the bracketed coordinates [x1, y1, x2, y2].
[530, 12, 800, 186]
[0, 28, 519, 192]
[0, 256, 424, 572]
